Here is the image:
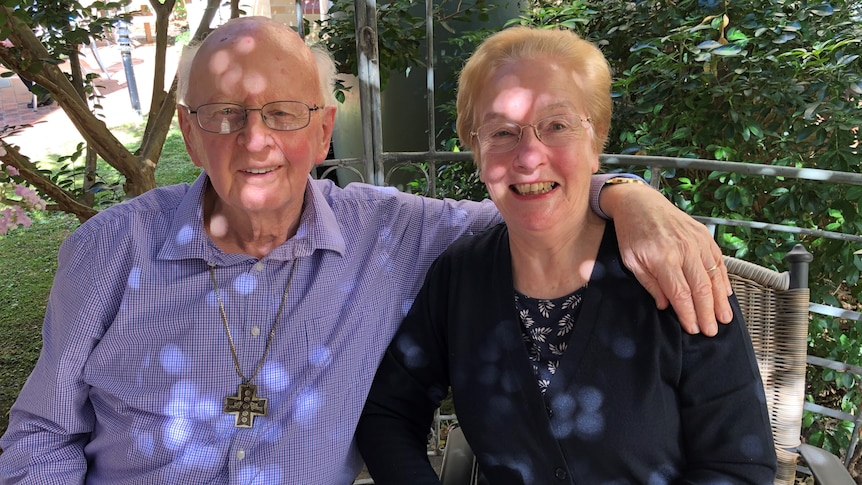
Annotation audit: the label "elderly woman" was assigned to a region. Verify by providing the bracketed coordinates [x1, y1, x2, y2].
[356, 26, 777, 484]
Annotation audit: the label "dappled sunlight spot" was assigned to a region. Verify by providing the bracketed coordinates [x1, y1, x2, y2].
[243, 71, 267, 96]
[481, 454, 534, 482]
[577, 386, 603, 412]
[176, 224, 195, 245]
[740, 433, 768, 459]
[261, 362, 291, 392]
[179, 443, 221, 469]
[164, 381, 198, 418]
[250, 464, 283, 483]
[369, 185, 399, 195]
[233, 272, 258, 295]
[221, 65, 243, 96]
[164, 417, 192, 450]
[239, 463, 284, 484]
[293, 389, 321, 428]
[239, 466, 262, 483]
[209, 50, 231, 76]
[550, 393, 576, 419]
[136, 353, 152, 386]
[451, 208, 470, 233]
[234, 35, 257, 55]
[160, 344, 186, 375]
[575, 410, 604, 438]
[378, 224, 392, 244]
[556, 386, 606, 440]
[208, 213, 230, 239]
[259, 422, 282, 443]
[193, 397, 220, 420]
[127, 267, 142, 290]
[206, 289, 222, 308]
[477, 364, 499, 387]
[499, 370, 520, 393]
[310, 345, 332, 368]
[395, 334, 427, 370]
[478, 340, 503, 362]
[337, 278, 357, 297]
[612, 336, 636, 359]
[487, 395, 515, 415]
[135, 432, 155, 457]
[549, 389, 604, 440]
[647, 465, 676, 485]
[400, 298, 415, 318]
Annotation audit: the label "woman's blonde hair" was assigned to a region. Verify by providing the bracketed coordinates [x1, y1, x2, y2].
[456, 26, 612, 154]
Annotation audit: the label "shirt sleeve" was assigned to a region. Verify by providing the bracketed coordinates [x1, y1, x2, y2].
[0, 229, 107, 484]
[676, 295, 778, 482]
[356, 256, 452, 485]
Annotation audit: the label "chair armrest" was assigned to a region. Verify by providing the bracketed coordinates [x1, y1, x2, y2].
[798, 443, 856, 485]
[439, 427, 478, 485]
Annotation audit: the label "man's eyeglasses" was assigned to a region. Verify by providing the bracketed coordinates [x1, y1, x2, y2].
[185, 101, 322, 134]
[471, 114, 591, 154]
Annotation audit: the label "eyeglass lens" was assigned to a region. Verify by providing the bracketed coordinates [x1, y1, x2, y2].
[192, 101, 317, 134]
[475, 115, 587, 153]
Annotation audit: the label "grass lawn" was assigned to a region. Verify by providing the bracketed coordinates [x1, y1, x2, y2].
[0, 119, 197, 439]
[0, 213, 79, 438]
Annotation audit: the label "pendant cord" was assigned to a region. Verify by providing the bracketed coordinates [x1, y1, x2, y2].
[209, 259, 299, 384]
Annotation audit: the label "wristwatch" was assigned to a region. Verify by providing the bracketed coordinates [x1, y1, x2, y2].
[603, 176, 648, 186]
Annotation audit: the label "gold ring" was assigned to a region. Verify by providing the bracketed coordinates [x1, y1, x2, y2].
[705, 263, 720, 273]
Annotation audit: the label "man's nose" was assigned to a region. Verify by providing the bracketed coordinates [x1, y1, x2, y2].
[238, 110, 273, 151]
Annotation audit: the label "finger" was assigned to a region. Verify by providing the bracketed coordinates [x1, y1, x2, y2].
[689, 256, 720, 336]
[705, 242, 734, 323]
[637, 272, 670, 311]
[710, 264, 733, 324]
[651, 264, 702, 335]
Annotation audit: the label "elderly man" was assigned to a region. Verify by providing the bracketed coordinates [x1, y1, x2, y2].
[0, 16, 730, 484]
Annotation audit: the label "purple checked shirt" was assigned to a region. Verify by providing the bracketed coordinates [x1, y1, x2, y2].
[0, 172, 622, 484]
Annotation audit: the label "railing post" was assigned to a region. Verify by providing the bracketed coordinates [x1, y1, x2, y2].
[786, 244, 813, 289]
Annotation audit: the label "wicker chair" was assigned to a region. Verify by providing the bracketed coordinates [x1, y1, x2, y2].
[726, 246, 853, 485]
[440, 245, 855, 485]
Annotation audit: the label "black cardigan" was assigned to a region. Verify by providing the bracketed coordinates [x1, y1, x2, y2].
[357, 223, 777, 484]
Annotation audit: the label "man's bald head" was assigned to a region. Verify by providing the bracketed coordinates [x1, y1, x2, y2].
[177, 16, 336, 107]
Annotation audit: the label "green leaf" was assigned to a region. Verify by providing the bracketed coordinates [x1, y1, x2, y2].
[773, 33, 796, 44]
[713, 44, 743, 56]
[696, 40, 724, 50]
[837, 54, 858, 66]
[726, 29, 748, 42]
[809, 3, 835, 16]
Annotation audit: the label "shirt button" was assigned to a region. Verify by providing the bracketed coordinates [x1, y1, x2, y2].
[253, 262, 264, 272]
[251, 326, 261, 337]
[555, 467, 567, 480]
[236, 449, 246, 460]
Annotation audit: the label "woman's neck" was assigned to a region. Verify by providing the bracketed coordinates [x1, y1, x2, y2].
[509, 212, 606, 299]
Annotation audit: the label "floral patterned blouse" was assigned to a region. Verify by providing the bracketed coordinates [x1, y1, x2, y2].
[515, 286, 586, 395]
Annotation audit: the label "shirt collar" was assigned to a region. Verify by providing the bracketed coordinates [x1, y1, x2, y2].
[157, 173, 346, 264]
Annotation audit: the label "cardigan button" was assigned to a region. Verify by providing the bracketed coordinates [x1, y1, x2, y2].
[554, 467, 568, 480]
[545, 405, 553, 417]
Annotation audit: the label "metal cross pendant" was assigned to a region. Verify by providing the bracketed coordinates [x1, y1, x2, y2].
[224, 382, 268, 428]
